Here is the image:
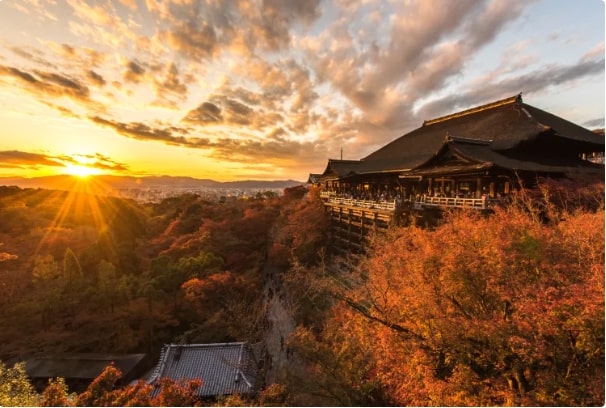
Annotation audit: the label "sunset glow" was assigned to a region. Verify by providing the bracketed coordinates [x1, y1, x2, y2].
[0, 0, 602, 181]
[63, 164, 103, 178]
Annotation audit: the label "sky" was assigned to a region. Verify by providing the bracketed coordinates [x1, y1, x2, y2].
[0, 0, 603, 182]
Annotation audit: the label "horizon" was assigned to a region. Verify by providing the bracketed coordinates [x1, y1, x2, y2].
[0, 173, 304, 182]
[0, 0, 603, 181]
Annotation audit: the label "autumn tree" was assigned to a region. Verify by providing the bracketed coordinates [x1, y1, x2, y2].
[320, 202, 605, 406]
[67, 363, 202, 407]
[0, 361, 39, 407]
[75, 363, 122, 407]
[182, 270, 266, 341]
[285, 323, 389, 406]
[270, 187, 329, 267]
[40, 377, 72, 407]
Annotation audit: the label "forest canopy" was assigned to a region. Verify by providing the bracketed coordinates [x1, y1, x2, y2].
[0, 180, 603, 406]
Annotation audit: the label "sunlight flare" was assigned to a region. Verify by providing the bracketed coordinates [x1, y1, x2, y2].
[63, 164, 102, 178]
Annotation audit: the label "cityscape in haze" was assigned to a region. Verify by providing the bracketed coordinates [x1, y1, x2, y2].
[0, 0, 603, 184]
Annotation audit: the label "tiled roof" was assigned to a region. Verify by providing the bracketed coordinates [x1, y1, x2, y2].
[403, 136, 604, 177]
[315, 94, 604, 180]
[23, 353, 146, 380]
[320, 159, 362, 179]
[148, 343, 257, 398]
[357, 94, 604, 174]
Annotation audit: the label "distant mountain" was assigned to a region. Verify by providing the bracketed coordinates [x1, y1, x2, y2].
[0, 174, 304, 191]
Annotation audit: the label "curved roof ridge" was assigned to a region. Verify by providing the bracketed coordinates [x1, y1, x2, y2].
[423, 93, 522, 127]
[446, 135, 492, 145]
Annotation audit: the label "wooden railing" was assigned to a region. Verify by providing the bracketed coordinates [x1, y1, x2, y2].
[326, 196, 398, 211]
[413, 196, 491, 210]
[321, 192, 498, 211]
[320, 191, 336, 198]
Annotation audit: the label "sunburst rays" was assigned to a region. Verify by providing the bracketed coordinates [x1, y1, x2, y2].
[34, 176, 118, 259]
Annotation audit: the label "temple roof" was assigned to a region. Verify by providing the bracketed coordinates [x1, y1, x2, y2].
[22, 353, 146, 380]
[320, 159, 362, 178]
[402, 136, 603, 177]
[318, 94, 604, 178]
[148, 343, 257, 398]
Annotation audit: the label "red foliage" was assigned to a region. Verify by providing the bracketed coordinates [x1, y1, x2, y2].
[52, 364, 203, 407]
[318, 202, 604, 406]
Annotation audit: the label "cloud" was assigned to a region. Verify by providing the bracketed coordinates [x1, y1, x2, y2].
[302, 0, 534, 130]
[8, 0, 58, 21]
[0, 0, 602, 180]
[123, 60, 146, 83]
[183, 102, 223, 124]
[88, 70, 106, 87]
[583, 118, 605, 129]
[75, 153, 130, 172]
[161, 20, 220, 61]
[0, 150, 130, 173]
[9, 46, 55, 68]
[117, 0, 138, 12]
[152, 63, 189, 107]
[90, 116, 197, 146]
[0, 151, 66, 168]
[0, 65, 102, 111]
[88, 114, 327, 173]
[417, 56, 606, 121]
[148, 0, 321, 63]
[34, 71, 90, 98]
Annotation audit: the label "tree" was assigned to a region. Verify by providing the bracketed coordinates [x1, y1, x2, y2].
[0, 361, 39, 407]
[324, 204, 605, 406]
[286, 324, 389, 406]
[32, 254, 63, 325]
[97, 260, 121, 314]
[63, 248, 82, 288]
[151, 377, 202, 407]
[182, 271, 266, 341]
[270, 188, 329, 267]
[70, 363, 202, 407]
[75, 363, 122, 407]
[40, 377, 72, 407]
[63, 248, 84, 314]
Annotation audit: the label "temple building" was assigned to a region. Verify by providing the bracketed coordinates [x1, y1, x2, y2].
[310, 94, 604, 238]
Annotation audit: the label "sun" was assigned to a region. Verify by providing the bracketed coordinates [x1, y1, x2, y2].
[64, 164, 102, 178]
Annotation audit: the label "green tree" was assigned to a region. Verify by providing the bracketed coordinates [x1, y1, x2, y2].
[150, 255, 184, 311]
[32, 254, 63, 325]
[63, 248, 82, 288]
[97, 260, 121, 314]
[63, 248, 83, 314]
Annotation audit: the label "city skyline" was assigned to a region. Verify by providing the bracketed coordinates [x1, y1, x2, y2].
[0, 0, 603, 181]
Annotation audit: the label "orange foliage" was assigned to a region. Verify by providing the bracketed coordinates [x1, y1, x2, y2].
[310, 200, 604, 406]
[46, 363, 205, 407]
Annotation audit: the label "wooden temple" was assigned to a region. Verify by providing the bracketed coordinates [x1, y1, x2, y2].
[309, 94, 604, 241]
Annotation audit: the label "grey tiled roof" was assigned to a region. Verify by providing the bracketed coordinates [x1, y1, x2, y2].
[23, 353, 146, 380]
[148, 343, 257, 398]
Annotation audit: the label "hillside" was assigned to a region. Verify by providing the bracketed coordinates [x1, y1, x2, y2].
[0, 181, 603, 406]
